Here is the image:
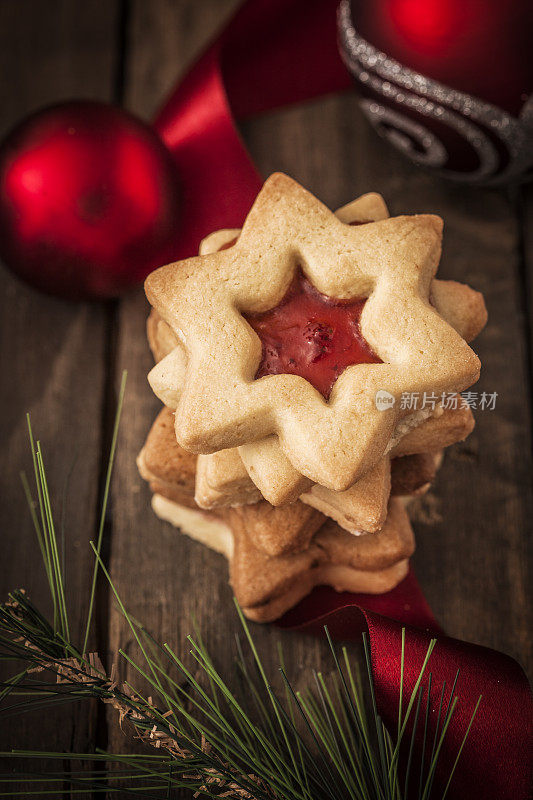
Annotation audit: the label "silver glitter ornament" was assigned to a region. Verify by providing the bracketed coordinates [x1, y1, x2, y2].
[337, 0, 533, 185]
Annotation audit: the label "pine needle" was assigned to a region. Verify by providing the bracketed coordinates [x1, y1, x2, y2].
[1, 408, 481, 799]
[82, 370, 127, 655]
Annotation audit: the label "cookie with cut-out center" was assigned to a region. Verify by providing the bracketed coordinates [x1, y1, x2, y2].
[144, 211, 480, 535]
[147, 176, 486, 500]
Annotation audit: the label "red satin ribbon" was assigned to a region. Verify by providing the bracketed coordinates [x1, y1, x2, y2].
[280, 568, 533, 799]
[153, 1, 533, 797]
[153, 0, 350, 260]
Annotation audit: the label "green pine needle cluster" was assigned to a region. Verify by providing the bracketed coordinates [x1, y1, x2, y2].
[0, 372, 480, 799]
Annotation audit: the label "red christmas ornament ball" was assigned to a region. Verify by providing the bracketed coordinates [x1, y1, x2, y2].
[339, 0, 533, 184]
[0, 101, 182, 299]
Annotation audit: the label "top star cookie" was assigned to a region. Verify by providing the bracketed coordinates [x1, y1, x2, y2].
[145, 174, 481, 491]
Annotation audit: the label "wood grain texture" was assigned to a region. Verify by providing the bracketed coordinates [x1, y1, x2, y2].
[0, 0, 119, 789]
[522, 184, 533, 393]
[105, 3, 332, 774]
[0, 0, 531, 796]
[106, 3, 533, 788]
[242, 98, 533, 677]
[105, 6, 533, 778]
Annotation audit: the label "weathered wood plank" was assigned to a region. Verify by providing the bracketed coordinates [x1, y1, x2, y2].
[105, 1, 333, 780]
[107, 14, 532, 800]
[242, 97, 532, 678]
[521, 183, 533, 400]
[0, 0, 120, 790]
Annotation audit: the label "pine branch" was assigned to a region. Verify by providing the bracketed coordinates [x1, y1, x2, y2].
[0, 590, 271, 799]
[0, 380, 481, 799]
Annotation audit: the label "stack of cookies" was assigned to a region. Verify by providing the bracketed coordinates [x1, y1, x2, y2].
[138, 174, 486, 622]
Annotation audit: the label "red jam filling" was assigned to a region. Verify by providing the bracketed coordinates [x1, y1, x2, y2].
[243, 269, 381, 400]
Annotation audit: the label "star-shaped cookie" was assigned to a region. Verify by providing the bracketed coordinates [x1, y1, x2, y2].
[145, 179, 485, 544]
[145, 174, 481, 493]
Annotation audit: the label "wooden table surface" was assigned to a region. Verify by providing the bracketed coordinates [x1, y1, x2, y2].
[1, 1, 532, 796]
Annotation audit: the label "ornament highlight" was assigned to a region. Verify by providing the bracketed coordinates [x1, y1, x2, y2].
[338, 0, 533, 184]
[0, 101, 182, 299]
